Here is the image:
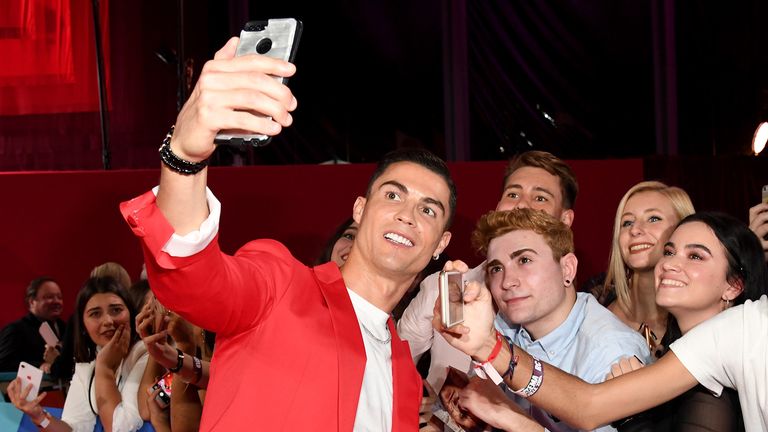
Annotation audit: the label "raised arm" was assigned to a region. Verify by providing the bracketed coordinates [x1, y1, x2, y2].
[748, 202, 768, 263]
[434, 279, 698, 430]
[156, 36, 296, 234]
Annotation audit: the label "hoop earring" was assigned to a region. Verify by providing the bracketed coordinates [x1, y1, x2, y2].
[433, 254, 440, 261]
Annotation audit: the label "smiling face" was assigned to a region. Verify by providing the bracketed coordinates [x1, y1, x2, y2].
[486, 229, 576, 338]
[330, 222, 358, 266]
[654, 222, 742, 331]
[29, 281, 64, 321]
[351, 161, 452, 279]
[619, 191, 680, 272]
[496, 166, 573, 226]
[82, 293, 130, 348]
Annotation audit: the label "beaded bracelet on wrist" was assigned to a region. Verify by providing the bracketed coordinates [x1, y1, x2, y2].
[158, 125, 209, 175]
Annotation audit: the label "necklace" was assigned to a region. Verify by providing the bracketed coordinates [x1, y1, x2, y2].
[360, 322, 391, 344]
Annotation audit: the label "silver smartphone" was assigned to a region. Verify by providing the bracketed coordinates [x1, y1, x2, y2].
[439, 271, 464, 328]
[214, 18, 303, 147]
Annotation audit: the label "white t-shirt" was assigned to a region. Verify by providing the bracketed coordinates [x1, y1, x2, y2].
[670, 295, 768, 431]
[62, 342, 148, 432]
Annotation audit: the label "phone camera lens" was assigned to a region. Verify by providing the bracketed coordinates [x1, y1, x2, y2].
[256, 38, 272, 54]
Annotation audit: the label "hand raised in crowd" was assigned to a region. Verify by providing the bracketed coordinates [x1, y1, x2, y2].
[171, 37, 298, 163]
[458, 376, 541, 431]
[167, 312, 198, 351]
[136, 300, 177, 370]
[40, 344, 61, 374]
[7, 377, 47, 421]
[606, 355, 645, 381]
[432, 260, 498, 360]
[146, 387, 171, 432]
[95, 324, 130, 373]
[748, 202, 768, 262]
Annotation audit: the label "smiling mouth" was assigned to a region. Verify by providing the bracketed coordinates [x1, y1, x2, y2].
[629, 243, 653, 253]
[384, 232, 414, 247]
[659, 278, 685, 287]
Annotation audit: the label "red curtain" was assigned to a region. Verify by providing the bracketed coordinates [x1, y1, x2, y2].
[0, 0, 109, 115]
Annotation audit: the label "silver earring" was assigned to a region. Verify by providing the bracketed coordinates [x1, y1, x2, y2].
[433, 254, 440, 261]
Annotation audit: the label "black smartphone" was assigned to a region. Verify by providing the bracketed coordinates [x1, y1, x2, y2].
[152, 372, 173, 409]
[214, 18, 303, 147]
[439, 271, 464, 328]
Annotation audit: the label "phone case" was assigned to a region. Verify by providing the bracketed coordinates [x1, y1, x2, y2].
[214, 18, 303, 147]
[762, 185, 768, 204]
[152, 372, 173, 408]
[38, 322, 59, 347]
[439, 271, 464, 328]
[18, 361, 43, 402]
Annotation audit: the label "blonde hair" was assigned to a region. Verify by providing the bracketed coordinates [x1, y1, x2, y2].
[90, 262, 132, 291]
[472, 208, 574, 261]
[602, 181, 695, 314]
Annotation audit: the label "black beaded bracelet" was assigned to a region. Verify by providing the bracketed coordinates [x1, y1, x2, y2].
[158, 125, 209, 175]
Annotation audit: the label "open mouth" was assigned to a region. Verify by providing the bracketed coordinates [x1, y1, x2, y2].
[629, 243, 653, 253]
[659, 278, 685, 287]
[384, 232, 414, 247]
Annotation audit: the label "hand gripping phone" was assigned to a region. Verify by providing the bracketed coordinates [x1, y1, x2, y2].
[214, 18, 303, 147]
[439, 271, 465, 328]
[152, 372, 173, 409]
[17, 361, 44, 401]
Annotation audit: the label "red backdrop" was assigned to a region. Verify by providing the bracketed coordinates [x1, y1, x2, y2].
[0, 159, 643, 328]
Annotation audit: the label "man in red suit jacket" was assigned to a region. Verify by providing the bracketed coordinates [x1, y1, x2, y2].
[121, 37, 455, 431]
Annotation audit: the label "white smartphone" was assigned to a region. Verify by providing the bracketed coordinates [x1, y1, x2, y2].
[214, 18, 303, 147]
[439, 271, 465, 328]
[17, 361, 43, 401]
[38, 322, 59, 347]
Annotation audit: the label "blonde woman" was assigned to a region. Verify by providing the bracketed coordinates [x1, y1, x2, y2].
[594, 181, 694, 357]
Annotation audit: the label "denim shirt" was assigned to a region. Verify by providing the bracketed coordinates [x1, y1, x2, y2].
[495, 292, 652, 432]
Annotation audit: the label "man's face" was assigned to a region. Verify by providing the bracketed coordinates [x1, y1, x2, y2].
[496, 166, 573, 226]
[29, 281, 63, 321]
[352, 161, 452, 278]
[486, 230, 571, 337]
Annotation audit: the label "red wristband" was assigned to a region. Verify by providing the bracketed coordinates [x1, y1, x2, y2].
[483, 330, 503, 364]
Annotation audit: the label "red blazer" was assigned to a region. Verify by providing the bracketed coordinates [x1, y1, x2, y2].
[121, 191, 422, 431]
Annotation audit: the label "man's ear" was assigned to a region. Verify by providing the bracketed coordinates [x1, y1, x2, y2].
[560, 209, 575, 227]
[432, 231, 452, 257]
[352, 196, 366, 224]
[560, 252, 578, 286]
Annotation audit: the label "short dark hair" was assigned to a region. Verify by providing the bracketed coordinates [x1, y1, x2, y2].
[503, 151, 579, 209]
[25, 277, 56, 307]
[73, 277, 139, 363]
[365, 148, 457, 228]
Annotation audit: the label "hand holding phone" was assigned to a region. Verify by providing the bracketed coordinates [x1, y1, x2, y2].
[214, 18, 303, 147]
[39, 322, 60, 347]
[151, 372, 173, 409]
[17, 362, 44, 402]
[440, 271, 465, 328]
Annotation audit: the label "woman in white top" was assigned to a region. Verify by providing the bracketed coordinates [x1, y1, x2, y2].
[9, 276, 149, 432]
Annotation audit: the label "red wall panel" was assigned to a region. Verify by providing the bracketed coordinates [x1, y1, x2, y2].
[0, 159, 643, 329]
